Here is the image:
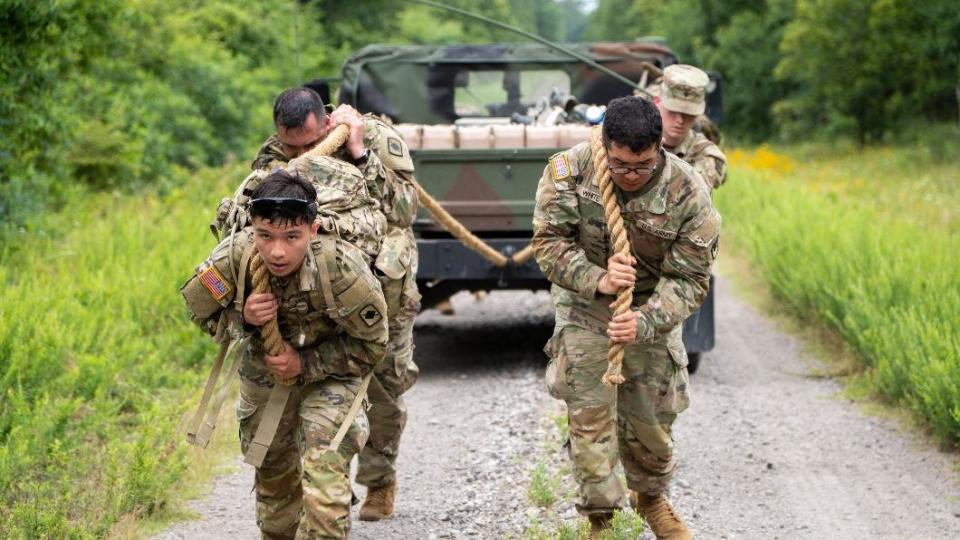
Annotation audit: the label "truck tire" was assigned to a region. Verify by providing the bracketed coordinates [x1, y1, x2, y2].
[687, 352, 701, 374]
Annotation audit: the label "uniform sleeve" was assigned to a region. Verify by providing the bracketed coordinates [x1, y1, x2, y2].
[298, 245, 388, 382]
[356, 149, 386, 202]
[531, 160, 606, 299]
[695, 146, 728, 190]
[635, 204, 720, 342]
[180, 235, 245, 338]
[380, 168, 420, 228]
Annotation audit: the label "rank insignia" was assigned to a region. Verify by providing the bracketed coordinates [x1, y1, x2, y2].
[359, 304, 383, 327]
[198, 264, 232, 301]
[387, 137, 404, 157]
[550, 154, 571, 180]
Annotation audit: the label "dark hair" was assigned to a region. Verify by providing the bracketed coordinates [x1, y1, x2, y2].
[602, 96, 662, 153]
[249, 170, 318, 225]
[272, 87, 326, 129]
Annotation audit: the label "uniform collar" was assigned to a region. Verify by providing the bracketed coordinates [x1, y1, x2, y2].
[664, 130, 695, 159]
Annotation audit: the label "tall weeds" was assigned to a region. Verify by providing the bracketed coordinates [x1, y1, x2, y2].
[0, 165, 238, 536]
[715, 143, 960, 444]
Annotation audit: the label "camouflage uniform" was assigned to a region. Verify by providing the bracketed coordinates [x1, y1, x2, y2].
[532, 142, 720, 515]
[252, 114, 420, 491]
[181, 229, 389, 539]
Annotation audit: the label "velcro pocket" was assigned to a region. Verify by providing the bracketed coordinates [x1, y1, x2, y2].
[686, 208, 721, 248]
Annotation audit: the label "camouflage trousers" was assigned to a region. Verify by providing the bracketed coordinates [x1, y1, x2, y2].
[360, 231, 420, 489]
[237, 376, 370, 540]
[544, 324, 690, 516]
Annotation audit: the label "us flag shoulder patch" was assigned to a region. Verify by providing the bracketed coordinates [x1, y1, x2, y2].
[198, 263, 232, 301]
[550, 154, 571, 180]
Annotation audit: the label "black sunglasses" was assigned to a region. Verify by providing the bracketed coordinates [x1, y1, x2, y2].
[249, 197, 317, 219]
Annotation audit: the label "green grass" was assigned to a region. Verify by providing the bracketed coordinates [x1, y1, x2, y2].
[528, 459, 563, 507]
[0, 163, 243, 537]
[716, 139, 960, 444]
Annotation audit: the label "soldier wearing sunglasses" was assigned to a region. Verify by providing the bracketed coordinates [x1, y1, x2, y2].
[182, 172, 388, 539]
[248, 87, 421, 522]
[532, 96, 720, 540]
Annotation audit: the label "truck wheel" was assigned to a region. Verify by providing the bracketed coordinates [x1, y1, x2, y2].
[687, 353, 701, 374]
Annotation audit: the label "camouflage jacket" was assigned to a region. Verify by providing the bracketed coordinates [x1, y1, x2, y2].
[251, 114, 419, 230]
[180, 228, 388, 387]
[667, 130, 727, 191]
[532, 142, 721, 342]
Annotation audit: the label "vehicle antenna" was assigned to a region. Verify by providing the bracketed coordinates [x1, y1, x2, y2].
[408, 0, 652, 97]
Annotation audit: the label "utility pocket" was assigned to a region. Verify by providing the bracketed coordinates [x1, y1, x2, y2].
[236, 382, 271, 425]
[544, 327, 573, 399]
[666, 327, 689, 369]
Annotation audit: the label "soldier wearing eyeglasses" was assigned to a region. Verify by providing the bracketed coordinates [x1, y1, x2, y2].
[532, 96, 720, 540]
[650, 64, 728, 192]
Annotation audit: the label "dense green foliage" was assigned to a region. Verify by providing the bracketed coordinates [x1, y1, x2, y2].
[715, 137, 960, 444]
[0, 163, 239, 536]
[0, 0, 333, 233]
[585, 0, 960, 143]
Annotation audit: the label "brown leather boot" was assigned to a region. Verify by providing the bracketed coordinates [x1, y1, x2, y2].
[588, 512, 613, 540]
[358, 481, 396, 521]
[630, 491, 691, 540]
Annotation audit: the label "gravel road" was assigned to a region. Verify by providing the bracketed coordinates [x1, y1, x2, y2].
[156, 277, 960, 540]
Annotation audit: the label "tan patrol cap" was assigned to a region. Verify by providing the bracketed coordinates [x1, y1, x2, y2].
[660, 64, 709, 116]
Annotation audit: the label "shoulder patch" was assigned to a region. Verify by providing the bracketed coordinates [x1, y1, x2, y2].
[359, 303, 384, 327]
[198, 263, 232, 301]
[387, 137, 404, 157]
[550, 154, 571, 180]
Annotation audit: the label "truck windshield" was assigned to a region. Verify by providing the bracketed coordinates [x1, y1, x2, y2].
[452, 69, 570, 118]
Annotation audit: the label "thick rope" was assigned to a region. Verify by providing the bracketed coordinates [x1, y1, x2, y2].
[291, 124, 351, 166]
[591, 125, 632, 386]
[412, 181, 533, 268]
[249, 124, 352, 386]
[250, 253, 295, 385]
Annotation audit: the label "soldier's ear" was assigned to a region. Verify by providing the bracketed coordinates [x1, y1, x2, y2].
[309, 220, 321, 237]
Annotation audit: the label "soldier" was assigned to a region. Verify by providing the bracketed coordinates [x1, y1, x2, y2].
[251, 87, 421, 521]
[533, 96, 720, 539]
[651, 64, 728, 191]
[181, 172, 388, 539]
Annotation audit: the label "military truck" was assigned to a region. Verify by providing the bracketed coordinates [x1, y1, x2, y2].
[317, 41, 722, 372]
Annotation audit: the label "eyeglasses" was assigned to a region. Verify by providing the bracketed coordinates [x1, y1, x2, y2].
[250, 197, 317, 219]
[606, 157, 658, 176]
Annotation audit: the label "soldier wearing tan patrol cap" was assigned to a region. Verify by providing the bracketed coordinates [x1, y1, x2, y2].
[653, 64, 728, 191]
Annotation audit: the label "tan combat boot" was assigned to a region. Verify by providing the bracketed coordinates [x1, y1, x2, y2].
[358, 481, 396, 521]
[587, 512, 613, 540]
[630, 491, 691, 540]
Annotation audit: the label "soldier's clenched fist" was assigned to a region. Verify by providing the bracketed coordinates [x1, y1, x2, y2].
[597, 253, 636, 295]
[243, 292, 278, 326]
